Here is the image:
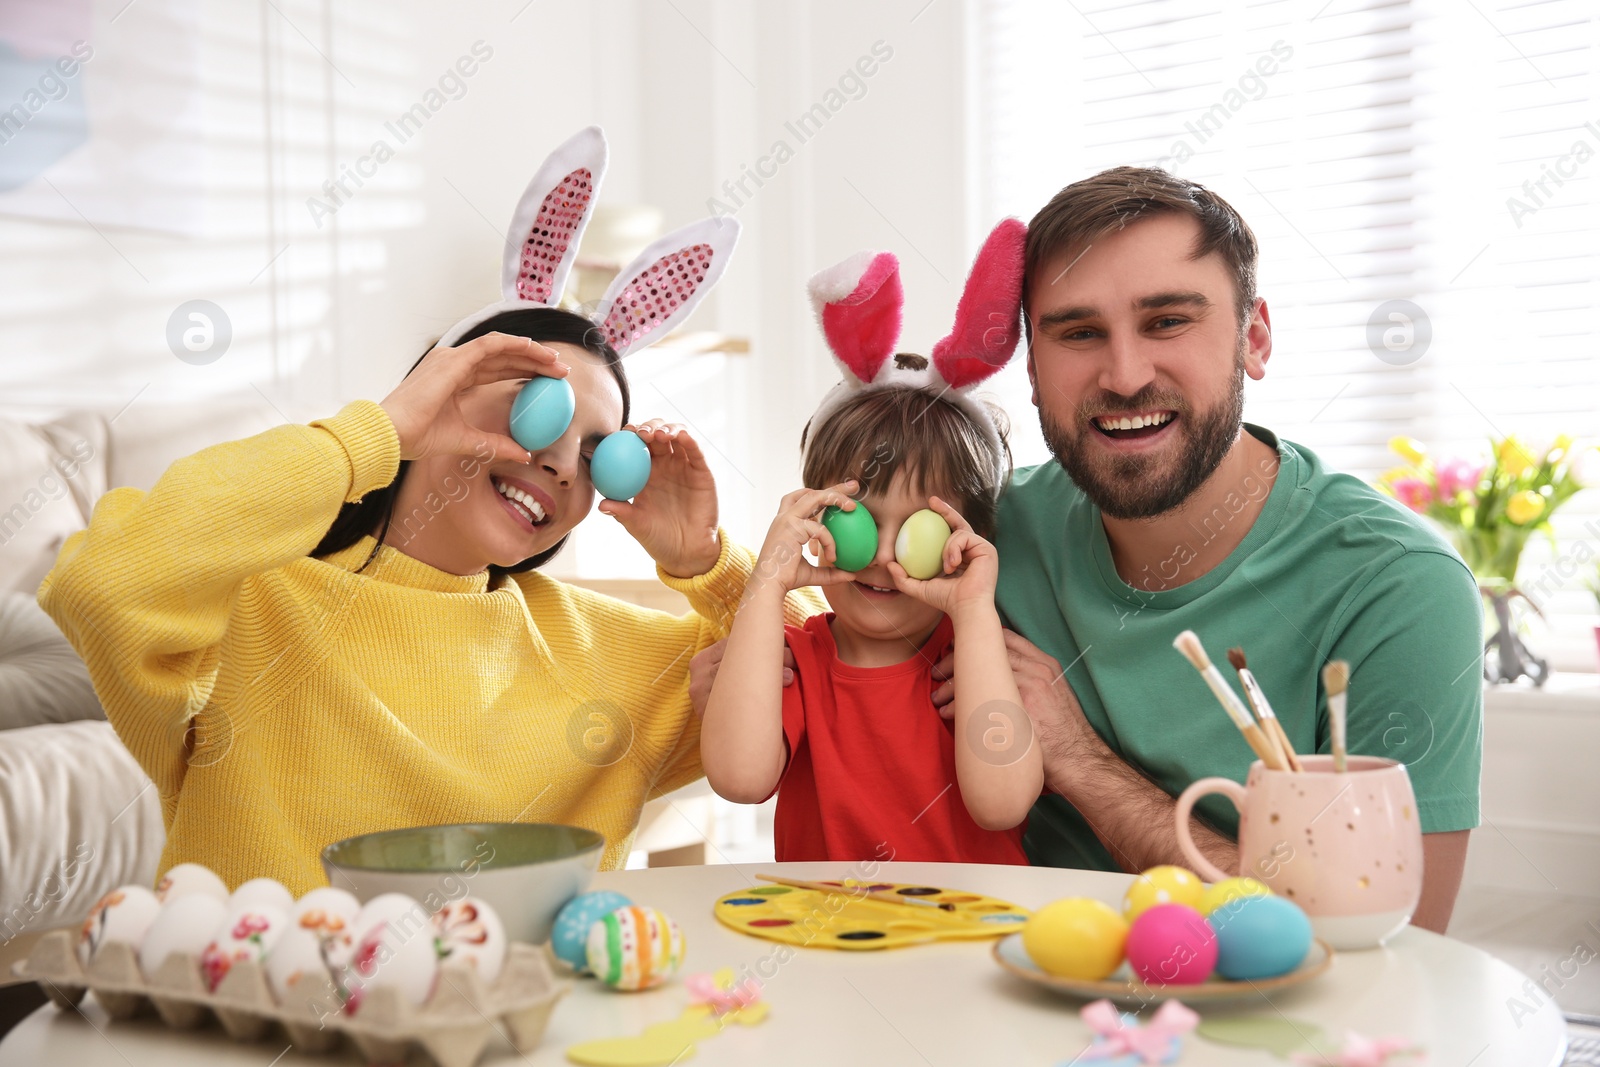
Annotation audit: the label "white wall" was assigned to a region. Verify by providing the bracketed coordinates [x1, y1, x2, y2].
[2, 0, 1047, 575]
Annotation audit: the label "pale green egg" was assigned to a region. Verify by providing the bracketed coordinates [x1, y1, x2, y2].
[894, 509, 952, 580]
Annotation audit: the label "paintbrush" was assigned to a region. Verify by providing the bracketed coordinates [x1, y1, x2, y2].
[1173, 630, 1285, 770]
[1323, 660, 1350, 773]
[1227, 647, 1302, 772]
[753, 874, 968, 914]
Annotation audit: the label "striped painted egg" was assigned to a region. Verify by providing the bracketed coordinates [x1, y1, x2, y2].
[584, 906, 685, 991]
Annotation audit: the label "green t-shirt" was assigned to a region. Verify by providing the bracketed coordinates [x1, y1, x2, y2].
[994, 425, 1484, 871]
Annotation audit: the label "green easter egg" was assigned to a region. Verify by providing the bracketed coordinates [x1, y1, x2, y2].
[822, 502, 877, 572]
[894, 509, 952, 580]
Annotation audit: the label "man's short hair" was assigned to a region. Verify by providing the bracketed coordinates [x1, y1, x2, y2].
[1025, 166, 1260, 329]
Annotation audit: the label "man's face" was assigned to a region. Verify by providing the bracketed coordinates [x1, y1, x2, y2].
[1026, 212, 1269, 519]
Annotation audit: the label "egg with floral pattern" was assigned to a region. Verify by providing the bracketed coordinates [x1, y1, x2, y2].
[139, 893, 229, 977]
[78, 885, 162, 967]
[199, 905, 289, 992]
[154, 863, 228, 905]
[342, 899, 439, 1013]
[431, 897, 507, 985]
[290, 887, 361, 940]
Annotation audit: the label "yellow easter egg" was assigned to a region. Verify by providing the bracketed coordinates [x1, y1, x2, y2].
[1123, 865, 1205, 923]
[1021, 898, 1127, 981]
[1200, 877, 1272, 917]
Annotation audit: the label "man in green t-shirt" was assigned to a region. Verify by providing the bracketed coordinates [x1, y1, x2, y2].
[929, 167, 1480, 932]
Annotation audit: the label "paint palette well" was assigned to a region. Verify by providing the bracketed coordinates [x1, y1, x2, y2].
[713, 881, 1030, 951]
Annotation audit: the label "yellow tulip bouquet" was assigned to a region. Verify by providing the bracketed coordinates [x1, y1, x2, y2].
[1377, 434, 1592, 589]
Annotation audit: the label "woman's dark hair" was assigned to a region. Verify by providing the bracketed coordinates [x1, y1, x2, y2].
[312, 306, 630, 581]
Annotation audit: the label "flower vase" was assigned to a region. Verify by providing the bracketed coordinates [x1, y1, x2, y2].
[1481, 588, 1549, 687]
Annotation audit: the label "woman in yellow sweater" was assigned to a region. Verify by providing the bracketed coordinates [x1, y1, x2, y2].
[39, 128, 819, 893]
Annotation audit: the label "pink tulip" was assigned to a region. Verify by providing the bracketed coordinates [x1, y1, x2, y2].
[1434, 458, 1483, 500]
[1391, 477, 1433, 513]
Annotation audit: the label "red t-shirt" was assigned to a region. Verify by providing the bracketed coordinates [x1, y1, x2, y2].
[773, 613, 1028, 865]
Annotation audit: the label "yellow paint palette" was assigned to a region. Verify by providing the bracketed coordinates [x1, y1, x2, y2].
[713, 880, 1030, 950]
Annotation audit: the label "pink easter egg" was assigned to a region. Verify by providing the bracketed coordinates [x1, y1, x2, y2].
[1124, 903, 1218, 985]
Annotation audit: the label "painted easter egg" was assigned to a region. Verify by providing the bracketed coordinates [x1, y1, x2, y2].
[1021, 898, 1127, 981]
[1199, 876, 1272, 918]
[79, 885, 162, 967]
[821, 501, 876, 572]
[290, 887, 362, 940]
[154, 863, 229, 905]
[552, 890, 633, 972]
[432, 897, 508, 986]
[229, 877, 294, 916]
[200, 904, 290, 992]
[510, 376, 576, 452]
[1123, 865, 1205, 923]
[139, 892, 229, 977]
[1209, 894, 1313, 980]
[1124, 903, 1217, 985]
[590, 430, 651, 500]
[894, 508, 952, 580]
[585, 906, 685, 991]
[343, 898, 440, 1012]
[265, 925, 331, 1002]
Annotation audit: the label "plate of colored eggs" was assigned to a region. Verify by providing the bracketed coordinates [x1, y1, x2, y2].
[993, 866, 1334, 1005]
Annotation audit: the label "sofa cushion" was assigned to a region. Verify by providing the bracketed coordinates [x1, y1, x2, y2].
[0, 412, 108, 598]
[0, 593, 102, 732]
[0, 721, 162, 946]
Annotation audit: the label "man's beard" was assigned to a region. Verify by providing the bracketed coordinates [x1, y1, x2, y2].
[1041, 350, 1245, 520]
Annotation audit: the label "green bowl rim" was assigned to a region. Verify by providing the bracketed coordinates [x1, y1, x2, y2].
[319, 821, 605, 873]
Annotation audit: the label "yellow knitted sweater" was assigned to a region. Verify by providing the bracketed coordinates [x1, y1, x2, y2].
[39, 400, 808, 894]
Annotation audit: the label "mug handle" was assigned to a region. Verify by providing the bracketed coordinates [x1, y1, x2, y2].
[1174, 776, 1247, 883]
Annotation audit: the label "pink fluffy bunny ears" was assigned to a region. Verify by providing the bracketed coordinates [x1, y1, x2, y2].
[807, 218, 1027, 472]
[435, 125, 740, 354]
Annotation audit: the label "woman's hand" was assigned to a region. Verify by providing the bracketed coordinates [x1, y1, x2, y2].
[753, 483, 863, 595]
[379, 333, 568, 463]
[887, 496, 1000, 618]
[599, 420, 722, 579]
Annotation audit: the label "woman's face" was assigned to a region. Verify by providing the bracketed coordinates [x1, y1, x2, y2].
[390, 341, 625, 575]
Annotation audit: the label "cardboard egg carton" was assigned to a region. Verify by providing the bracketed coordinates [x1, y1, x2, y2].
[13, 928, 570, 1067]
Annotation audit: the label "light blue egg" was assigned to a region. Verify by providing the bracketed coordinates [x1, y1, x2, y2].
[1211, 893, 1313, 980]
[510, 376, 575, 452]
[590, 430, 651, 500]
[551, 890, 633, 972]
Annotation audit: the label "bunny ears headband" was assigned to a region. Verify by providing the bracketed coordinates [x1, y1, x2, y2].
[806, 218, 1028, 480]
[436, 126, 739, 355]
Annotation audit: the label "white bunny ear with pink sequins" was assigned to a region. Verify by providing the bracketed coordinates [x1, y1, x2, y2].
[500, 125, 607, 306]
[595, 217, 741, 357]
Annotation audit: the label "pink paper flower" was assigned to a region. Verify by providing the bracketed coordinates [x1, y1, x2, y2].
[1292, 1032, 1424, 1066]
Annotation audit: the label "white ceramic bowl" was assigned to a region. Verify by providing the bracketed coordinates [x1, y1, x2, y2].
[321, 823, 603, 944]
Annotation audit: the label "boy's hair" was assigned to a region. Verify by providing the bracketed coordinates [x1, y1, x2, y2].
[800, 355, 1012, 540]
[1025, 165, 1259, 329]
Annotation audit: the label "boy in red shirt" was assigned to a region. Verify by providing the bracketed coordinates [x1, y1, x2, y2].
[701, 222, 1043, 863]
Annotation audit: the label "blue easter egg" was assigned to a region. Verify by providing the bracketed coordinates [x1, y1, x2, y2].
[590, 430, 651, 500]
[551, 890, 633, 972]
[1210, 893, 1313, 980]
[510, 376, 575, 452]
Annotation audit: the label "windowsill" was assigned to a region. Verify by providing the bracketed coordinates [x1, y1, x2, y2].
[1483, 671, 1600, 714]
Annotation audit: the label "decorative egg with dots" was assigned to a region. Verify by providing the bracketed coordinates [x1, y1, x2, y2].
[551, 890, 632, 972]
[585, 905, 685, 991]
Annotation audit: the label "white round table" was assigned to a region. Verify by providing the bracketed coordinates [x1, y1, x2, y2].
[1, 862, 1569, 1066]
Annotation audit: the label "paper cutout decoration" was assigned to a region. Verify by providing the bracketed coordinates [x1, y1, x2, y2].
[565, 969, 767, 1066]
[1070, 999, 1198, 1065]
[713, 880, 1028, 950]
[1196, 1017, 1338, 1059]
[1291, 1033, 1426, 1066]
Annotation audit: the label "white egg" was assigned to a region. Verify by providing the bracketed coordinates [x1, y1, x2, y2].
[199, 904, 288, 992]
[228, 877, 294, 915]
[154, 863, 228, 904]
[265, 925, 332, 1003]
[290, 887, 361, 939]
[139, 894, 229, 977]
[79, 885, 162, 966]
[342, 898, 439, 1013]
[432, 897, 508, 986]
